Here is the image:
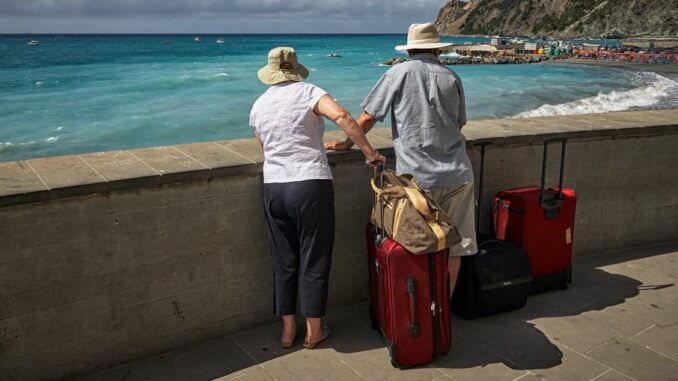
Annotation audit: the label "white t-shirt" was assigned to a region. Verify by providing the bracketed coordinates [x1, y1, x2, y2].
[249, 81, 332, 183]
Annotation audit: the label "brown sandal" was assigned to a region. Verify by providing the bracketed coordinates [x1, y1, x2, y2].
[281, 338, 295, 349]
[303, 319, 331, 349]
[281, 331, 297, 349]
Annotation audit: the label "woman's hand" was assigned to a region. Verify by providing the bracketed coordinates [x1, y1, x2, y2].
[324, 139, 353, 151]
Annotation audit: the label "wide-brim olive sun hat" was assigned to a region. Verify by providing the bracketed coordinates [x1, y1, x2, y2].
[395, 23, 453, 51]
[258, 47, 310, 85]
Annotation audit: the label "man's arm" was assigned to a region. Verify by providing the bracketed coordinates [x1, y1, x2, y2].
[315, 95, 385, 165]
[457, 77, 467, 129]
[324, 111, 377, 150]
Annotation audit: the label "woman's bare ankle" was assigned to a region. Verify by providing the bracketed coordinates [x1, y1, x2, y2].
[281, 315, 296, 341]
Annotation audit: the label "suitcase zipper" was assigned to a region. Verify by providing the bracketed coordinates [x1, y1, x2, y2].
[428, 253, 440, 355]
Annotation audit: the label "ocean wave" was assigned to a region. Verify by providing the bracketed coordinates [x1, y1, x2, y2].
[45, 136, 59, 143]
[0, 142, 15, 153]
[515, 72, 677, 118]
[171, 73, 233, 85]
[0, 139, 45, 153]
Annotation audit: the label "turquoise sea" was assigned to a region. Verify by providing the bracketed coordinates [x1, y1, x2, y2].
[1, 34, 677, 162]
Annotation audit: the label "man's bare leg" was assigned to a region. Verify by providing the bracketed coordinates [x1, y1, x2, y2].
[448, 255, 461, 297]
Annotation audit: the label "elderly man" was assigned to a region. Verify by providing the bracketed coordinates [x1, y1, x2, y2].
[326, 22, 477, 298]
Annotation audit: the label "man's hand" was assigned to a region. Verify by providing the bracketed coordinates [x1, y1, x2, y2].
[324, 140, 353, 151]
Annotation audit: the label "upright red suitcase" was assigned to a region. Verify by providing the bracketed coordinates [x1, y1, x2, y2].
[493, 137, 577, 293]
[366, 224, 451, 367]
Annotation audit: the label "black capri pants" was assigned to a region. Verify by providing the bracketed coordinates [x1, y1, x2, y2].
[263, 179, 335, 318]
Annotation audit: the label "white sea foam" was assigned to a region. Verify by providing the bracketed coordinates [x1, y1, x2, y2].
[0, 142, 15, 152]
[516, 72, 677, 118]
[45, 136, 59, 143]
[439, 52, 469, 58]
[55, 126, 65, 132]
[35, 81, 44, 86]
[213, 72, 230, 77]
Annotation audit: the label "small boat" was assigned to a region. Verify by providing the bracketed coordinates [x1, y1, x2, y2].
[27, 40, 39, 46]
[216, 38, 225, 44]
[194, 36, 202, 42]
[326, 53, 342, 58]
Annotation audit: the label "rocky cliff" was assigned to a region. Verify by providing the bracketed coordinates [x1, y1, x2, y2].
[434, 0, 678, 37]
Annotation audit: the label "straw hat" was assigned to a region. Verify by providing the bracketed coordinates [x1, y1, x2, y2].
[257, 47, 309, 85]
[395, 23, 453, 51]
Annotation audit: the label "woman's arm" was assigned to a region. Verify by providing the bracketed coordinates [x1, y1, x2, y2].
[314, 95, 385, 165]
[325, 111, 377, 150]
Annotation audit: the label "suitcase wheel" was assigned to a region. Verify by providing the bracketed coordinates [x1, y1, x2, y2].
[562, 265, 573, 290]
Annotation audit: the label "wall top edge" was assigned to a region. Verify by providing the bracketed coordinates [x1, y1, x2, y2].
[1, 109, 676, 207]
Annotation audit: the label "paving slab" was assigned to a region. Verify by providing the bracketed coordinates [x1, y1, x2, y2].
[483, 327, 564, 371]
[128, 146, 210, 184]
[629, 323, 678, 362]
[213, 365, 274, 381]
[0, 160, 49, 206]
[80, 150, 161, 191]
[174, 142, 258, 177]
[25, 155, 107, 199]
[217, 139, 264, 164]
[434, 335, 529, 381]
[590, 369, 635, 381]
[586, 338, 678, 381]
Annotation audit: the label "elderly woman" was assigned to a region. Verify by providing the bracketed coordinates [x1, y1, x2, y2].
[250, 47, 385, 349]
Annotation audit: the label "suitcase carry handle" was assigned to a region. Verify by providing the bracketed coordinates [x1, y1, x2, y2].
[406, 276, 421, 337]
[474, 141, 493, 235]
[540, 137, 567, 218]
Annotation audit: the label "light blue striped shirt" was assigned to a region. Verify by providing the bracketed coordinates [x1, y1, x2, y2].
[361, 53, 473, 191]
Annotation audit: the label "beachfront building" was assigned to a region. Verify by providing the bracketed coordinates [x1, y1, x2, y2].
[490, 37, 509, 46]
[623, 38, 678, 49]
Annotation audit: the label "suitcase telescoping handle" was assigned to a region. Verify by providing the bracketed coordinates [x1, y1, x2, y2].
[474, 141, 492, 235]
[373, 163, 386, 246]
[540, 137, 568, 215]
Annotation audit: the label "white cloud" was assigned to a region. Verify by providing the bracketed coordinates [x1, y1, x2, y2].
[0, 0, 448, 32]
[0, 0, 447, 18]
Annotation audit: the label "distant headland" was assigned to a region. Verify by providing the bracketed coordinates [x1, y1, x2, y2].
[434, 0, 677, 39]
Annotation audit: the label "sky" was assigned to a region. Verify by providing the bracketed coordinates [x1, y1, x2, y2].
[0, 0, 450, 33]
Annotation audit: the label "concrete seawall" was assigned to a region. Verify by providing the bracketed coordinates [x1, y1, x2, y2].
[1, 110, 677, 380]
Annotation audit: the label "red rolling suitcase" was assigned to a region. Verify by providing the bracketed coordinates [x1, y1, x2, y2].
[493, 137, 577, 293]
[366, 225, 451, 367]
[366, 166, 451, 367]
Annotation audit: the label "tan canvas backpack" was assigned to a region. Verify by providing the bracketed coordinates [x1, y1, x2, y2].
[371, 169, 461, 254]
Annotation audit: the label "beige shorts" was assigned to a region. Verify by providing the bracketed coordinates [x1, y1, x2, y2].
[429, 182, 478, 257]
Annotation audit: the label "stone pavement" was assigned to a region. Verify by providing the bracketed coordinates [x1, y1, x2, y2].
[73, 243, 678, 381]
